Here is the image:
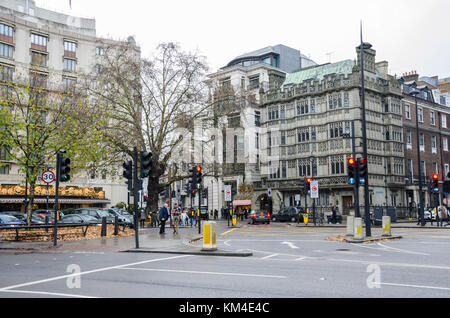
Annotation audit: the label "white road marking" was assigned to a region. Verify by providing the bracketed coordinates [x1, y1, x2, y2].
[282, 242, 299, 249]
[376, 242, 429, 256]
[326, 258, 450, 271]
[0, 255, 191, 292]
[117, 267, 287, 279]
[261, 253, 279, 260]
[379, 282, 450, 291]
[0, 289, 97, 298]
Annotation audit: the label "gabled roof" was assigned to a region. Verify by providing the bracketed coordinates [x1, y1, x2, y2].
[282, 60, 355, 87]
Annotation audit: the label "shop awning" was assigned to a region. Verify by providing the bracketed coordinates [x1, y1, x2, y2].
[233, 200, 251, 207]
[0, 197, 110, 204]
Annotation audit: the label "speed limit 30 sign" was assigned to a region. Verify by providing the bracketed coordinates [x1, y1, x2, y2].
[41, 170, 56, 184]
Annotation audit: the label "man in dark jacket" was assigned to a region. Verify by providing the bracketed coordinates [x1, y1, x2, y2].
[159, 203, 169, 234]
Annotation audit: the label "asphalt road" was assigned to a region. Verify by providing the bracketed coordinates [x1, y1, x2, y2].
[0, 221, 449, 299]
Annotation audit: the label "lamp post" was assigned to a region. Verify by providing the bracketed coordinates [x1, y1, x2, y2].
[410, 89, 426, 226]
[309, 155, 316, 225]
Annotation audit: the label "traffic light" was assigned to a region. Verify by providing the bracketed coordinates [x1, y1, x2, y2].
[202, 188, 208, 199]
[139, 151, 152, 178]
[359, 158, 368, 179]
[347, 157, 356, 184]
[432, 174, 439, 192]
[188, 167, 197, 190]
[59, 156, 71, 182]
[195, 166, 203, 188]
[123, 160, 133, 191]
[304, 177, 311, 193]
[191, 189, 196, 197]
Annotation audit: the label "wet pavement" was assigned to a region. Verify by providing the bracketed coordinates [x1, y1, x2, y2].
[0, 219, 448, 254]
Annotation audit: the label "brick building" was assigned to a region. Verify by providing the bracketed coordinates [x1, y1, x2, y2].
[400, 72, 450, 209]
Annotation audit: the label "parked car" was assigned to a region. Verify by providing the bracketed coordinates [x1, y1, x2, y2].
[61, 214, 101, 225]
[424, 209, 437, 222]
[72, 208, 115, 223]
[199, 206, 209, 220]
[0, 214, 26, 227]
[104, 208, 133, 227]
[271, 207, 303, 223]
[32, 210, 64, 222]
[249, 210, 271, 225]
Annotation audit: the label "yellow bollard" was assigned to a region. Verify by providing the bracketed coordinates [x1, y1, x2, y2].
[202, 221, 217, 251]
[382, 216, 391, 237]
[353, 217, 364, 240]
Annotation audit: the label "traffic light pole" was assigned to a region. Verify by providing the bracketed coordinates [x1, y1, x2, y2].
[133, 147, 139, 249]
[359, 27, 371, 237]
[352, 121, 360, 218]
[198, 187, 201, 234]
[53, 152, 61, 247]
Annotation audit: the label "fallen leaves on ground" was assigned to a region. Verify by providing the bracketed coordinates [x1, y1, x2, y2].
[0, 225, 135, 242]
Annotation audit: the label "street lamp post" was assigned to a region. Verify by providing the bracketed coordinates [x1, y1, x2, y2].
[410, 89, 426, 226]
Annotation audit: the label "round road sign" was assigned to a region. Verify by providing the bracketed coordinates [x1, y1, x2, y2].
[41, 170, 55, 184]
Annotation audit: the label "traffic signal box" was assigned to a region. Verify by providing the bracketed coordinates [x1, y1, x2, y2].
[304, 177, 311, 193]
[59, 156, 71, 182]
[347, 157, 368, 185]
[432, 174, 439, 193]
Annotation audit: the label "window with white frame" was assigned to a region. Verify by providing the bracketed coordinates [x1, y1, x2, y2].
[442, 114, 447, 129]
[419, 133, 425, 152]
[418, 108, 424, 123]
[444, 137, 448, 152]
[433, 162, 439, 174]
[431, 135, 437, 154]
[64, 40, 77, 52]
[406, 130, 412, 149]
[430, 111, 436, 126]
[445, 164, 449, 180]
[404, 104, 411, 119]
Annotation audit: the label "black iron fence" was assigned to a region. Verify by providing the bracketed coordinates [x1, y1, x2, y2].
[0, 217, 129, 242]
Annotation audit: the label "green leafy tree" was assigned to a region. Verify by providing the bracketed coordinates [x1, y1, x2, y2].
[0, 67, 106, 225]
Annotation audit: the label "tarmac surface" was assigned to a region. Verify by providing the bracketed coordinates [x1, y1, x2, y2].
[0, 219, 448, 254]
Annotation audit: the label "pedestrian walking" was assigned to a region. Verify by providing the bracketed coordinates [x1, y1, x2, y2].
[172, 203, 181, 234]
[214, 209, 218, 220]
[331, 206, 337, 224]
[159, 203, 169, 234]
[150, 210, 157, 227]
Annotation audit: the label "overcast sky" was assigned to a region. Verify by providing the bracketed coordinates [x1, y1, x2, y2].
[35, 0, 450, 79]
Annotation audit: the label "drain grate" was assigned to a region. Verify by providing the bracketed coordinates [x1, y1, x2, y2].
[336, 249, 351, 252]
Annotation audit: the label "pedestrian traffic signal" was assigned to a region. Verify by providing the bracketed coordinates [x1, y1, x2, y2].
[358, 158, 368, 179]
[347, 157, 356, 183]
[140, 151, 152, 178]
[59, 156, 71, 182]
[432, 174, 439, 192]
[195, 166, 203, 187]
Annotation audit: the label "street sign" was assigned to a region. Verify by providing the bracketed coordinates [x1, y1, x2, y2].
[268, 188, 272, 197]
[41, 170, 55, 184]
[224, 185, 232, 202]
[295, 194, 301, 203]
[310, 181, 319, 199]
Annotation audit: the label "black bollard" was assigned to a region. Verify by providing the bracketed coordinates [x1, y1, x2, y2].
[45, 215, 49, 233]
[114, 215, 119, 236]
[101, 217, 107, 237]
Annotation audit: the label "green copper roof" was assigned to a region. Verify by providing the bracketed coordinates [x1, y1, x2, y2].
[282, 59, 355, 87]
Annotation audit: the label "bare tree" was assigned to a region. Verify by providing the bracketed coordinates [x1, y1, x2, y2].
[86, 41, 243, 211]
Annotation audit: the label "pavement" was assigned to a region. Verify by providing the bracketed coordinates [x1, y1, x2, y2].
[0, 222, 252, 256]
[0, 218, 448, 254]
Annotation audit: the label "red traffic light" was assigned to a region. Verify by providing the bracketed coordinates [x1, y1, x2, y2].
[306, 178, 312, 184]
[347, 158, 355, 165]
[432, 174, 439, 180]
[196, 166, 203, 173]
